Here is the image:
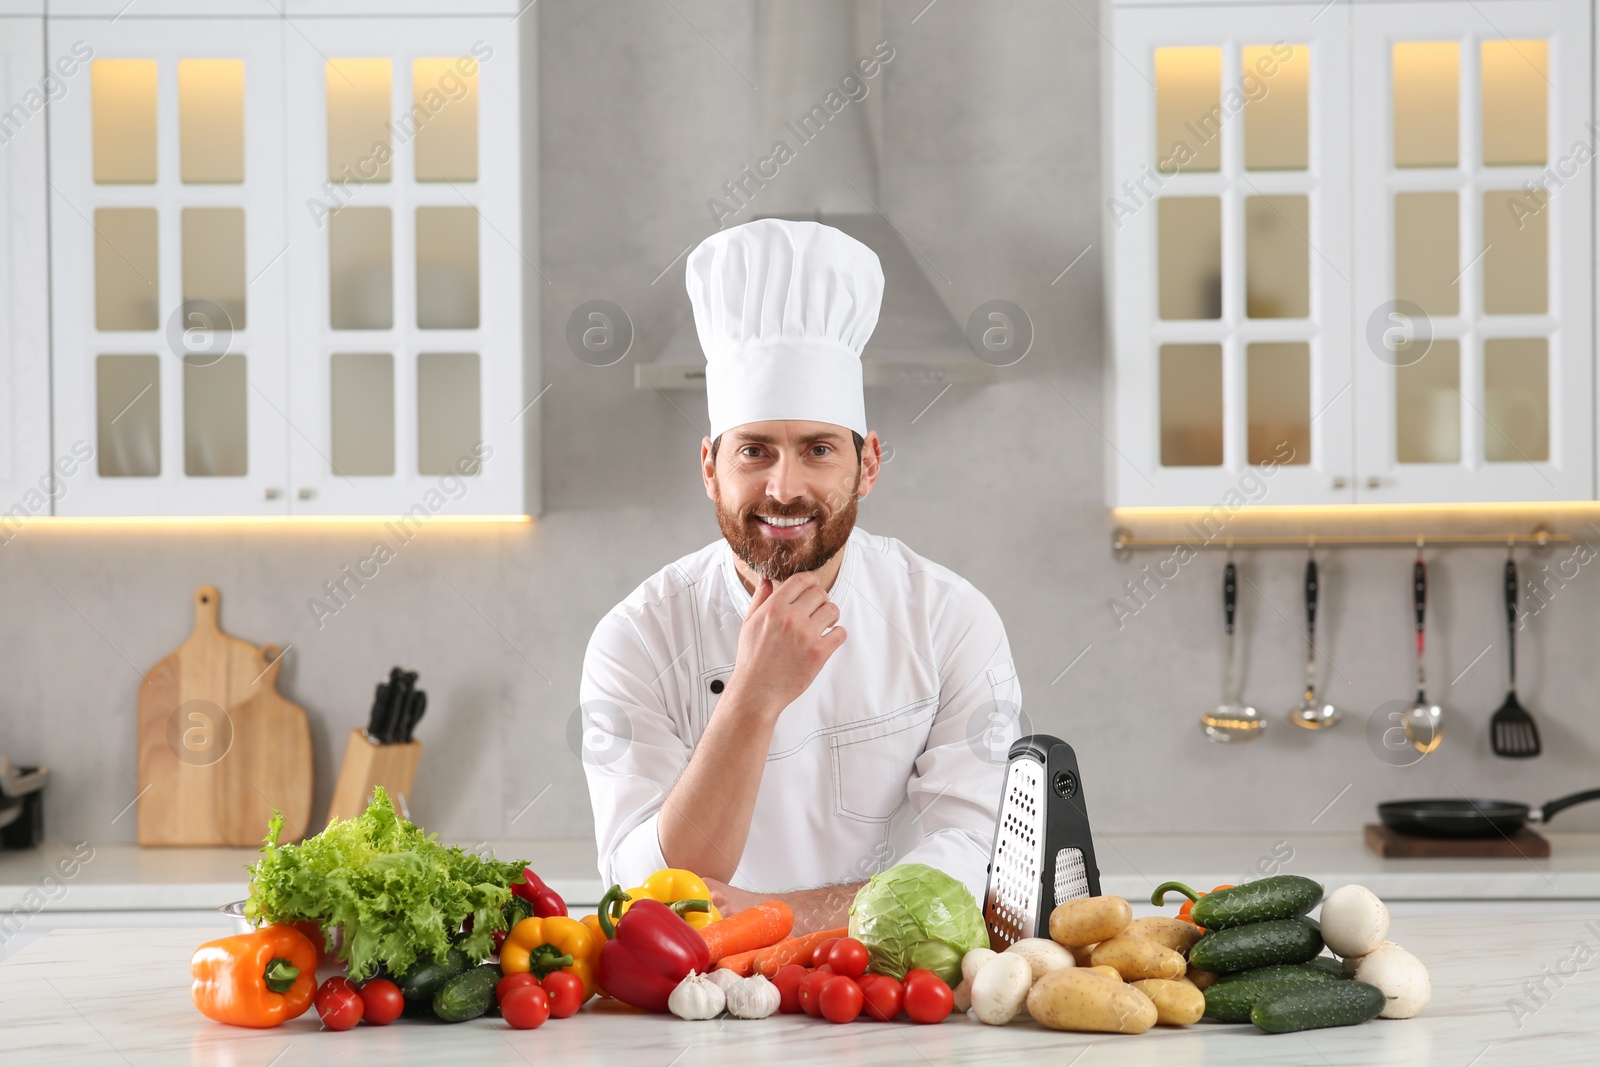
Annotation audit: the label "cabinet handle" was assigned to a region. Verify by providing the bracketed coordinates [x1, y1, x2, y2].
[298, 488, 317, 501]
[264, 487, 282, 500]
[1366, 475, 1382, 490]
[1331, 476, 1347, 490]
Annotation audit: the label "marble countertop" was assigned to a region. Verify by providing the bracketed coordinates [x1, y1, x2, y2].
[6, 832, 1599, 913]
[3, 916, 1595, 1066]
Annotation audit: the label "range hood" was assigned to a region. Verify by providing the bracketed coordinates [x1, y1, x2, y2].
[635, 1, 996, 392]
[637, 212, 996, 390]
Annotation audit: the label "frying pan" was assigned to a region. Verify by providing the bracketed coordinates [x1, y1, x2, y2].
[1378, 789, 1600, 839]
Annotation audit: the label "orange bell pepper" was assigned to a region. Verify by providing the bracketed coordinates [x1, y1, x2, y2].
[190, 925, 317, 1028]
[499, 915, 599, 1001]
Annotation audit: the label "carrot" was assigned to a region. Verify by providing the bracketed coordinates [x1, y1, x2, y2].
[749, 926, 850, 977]
[714, 946, 763, 977]
[702, 900, 794, 964]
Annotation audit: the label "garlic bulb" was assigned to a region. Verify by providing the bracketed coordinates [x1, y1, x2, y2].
[704, 968, 745, 997]
[668, 971, 726, 1021]
[724, 973, 781, 1020]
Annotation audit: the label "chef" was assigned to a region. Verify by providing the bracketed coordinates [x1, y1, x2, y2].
[579, 218, 1021, 933]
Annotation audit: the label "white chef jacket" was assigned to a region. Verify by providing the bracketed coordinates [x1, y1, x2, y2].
[579, 526, 1021, 906]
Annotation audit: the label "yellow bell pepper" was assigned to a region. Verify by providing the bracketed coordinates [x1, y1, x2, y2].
[499, 915, 598, 1000]
[620, 868, 723, 930]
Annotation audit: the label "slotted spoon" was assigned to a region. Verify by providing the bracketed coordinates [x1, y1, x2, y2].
[1490, 556, 1541, 758]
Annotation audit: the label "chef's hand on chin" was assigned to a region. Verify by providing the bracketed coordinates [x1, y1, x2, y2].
[727, 572, 846, 720]
[703, 876, 766, 917]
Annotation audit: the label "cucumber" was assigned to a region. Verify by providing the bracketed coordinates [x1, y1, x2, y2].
[1190, 918, 1324, 975]
[1213, 961, 1345, 987]
[396, 947, 469, 1003]
[433, 963, 501, 1023]
[1250, 980, 1387, 1033]
[1203, 980, 1312, 1023]
[1190, 876, 1323, 930]
[1305, 955, 1345, 978]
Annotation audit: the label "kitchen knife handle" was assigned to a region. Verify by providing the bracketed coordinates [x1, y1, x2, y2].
[1223, 561, 1237, 634]
[1304, 558, 1318, 630]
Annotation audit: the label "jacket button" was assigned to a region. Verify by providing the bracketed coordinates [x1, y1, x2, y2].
[709, 679, 725, 694]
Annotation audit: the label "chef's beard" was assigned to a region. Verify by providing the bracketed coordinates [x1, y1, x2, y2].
[714, 479, 858, 583]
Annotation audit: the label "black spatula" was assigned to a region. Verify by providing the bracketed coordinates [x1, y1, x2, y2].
[1491, 558, 1541, 758]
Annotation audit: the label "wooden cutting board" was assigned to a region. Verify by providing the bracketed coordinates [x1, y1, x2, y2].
[1364, 823, 1551, 859]
[136, 586, 313, 846]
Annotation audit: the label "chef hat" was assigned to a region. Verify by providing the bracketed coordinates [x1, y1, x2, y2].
[686, 219, 883, 441]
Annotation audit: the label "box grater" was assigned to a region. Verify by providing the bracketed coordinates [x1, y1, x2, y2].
[981, 734, 1100, 951]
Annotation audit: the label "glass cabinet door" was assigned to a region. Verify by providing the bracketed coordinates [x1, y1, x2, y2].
[48, 17, 290, 516]
[1108, 4, 1353, 507]
[284, 18, 524, 516]
[1351, 0, 1591, 503]
[0, 16, 52, 513]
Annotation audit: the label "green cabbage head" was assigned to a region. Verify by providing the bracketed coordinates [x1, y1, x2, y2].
[847, 863, 987, 985]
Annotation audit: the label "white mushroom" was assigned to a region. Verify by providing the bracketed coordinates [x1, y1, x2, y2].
[962, 947, 997, 985]
[1320, 884, 1390, 958]
[1346, 942, 1431, 1019]
[1004, 937, 1078, 981]
[971, 952, 1034, 1026]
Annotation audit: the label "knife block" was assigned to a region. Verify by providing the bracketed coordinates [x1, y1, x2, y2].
[326, 728, 423, 826]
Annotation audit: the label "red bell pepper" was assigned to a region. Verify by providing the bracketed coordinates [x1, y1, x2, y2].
[512, 868, 568, 918]
[594, 887, 710, 1013]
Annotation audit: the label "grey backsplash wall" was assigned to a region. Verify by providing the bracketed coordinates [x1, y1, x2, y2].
[6, 0, 1600, 850]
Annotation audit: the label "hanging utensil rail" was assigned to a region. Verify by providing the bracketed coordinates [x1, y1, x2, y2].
[1111, 525, 1566, 553]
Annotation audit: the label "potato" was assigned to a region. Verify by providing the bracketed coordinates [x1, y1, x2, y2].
[1126, 916, 1204, 956]
[1026, 968, 1157, 1034]
[1090, 935, 1186, 981]
[1186, 965, 1218, 991]
[1004, 937, 1077, 981]
[1086, 965, 1123, 982]
[1049, 896, 1133, 948]
[1130, 978, 1205, 1025]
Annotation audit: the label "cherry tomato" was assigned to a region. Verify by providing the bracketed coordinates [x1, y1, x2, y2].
[826, 938, 870, 980]
[356, 978, 403, 1026]
[496, 972, 540, 1003]
[902, 970, 953, 1025]
[315, 976, 364, 1031]
[771, 964, 809, 1014]
[541, 971, 586, 1018]
[818, 975, 863, 1023]
[798, 969, 834, 1018]
[813, 964, 834, 975]
[860, 974, 904, 1021]
[502, 985, 551, 1030]
[811, 938, 841, 968]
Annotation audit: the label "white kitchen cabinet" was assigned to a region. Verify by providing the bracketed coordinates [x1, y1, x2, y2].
[282, 17, 526, 516]
[1352, 0, 1592, 503]
[1105, 0, 1594, 508]
[1108, 2, 1352, 508]
[48, 16, 291, 516]
[43, 3, 530, 517]
[0, 10, 57, 521]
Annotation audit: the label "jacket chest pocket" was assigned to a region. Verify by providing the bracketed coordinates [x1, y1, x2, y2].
[829, 699, 939, 823]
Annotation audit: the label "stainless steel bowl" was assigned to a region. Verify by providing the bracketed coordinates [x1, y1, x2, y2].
[218, 900, 255, 935]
